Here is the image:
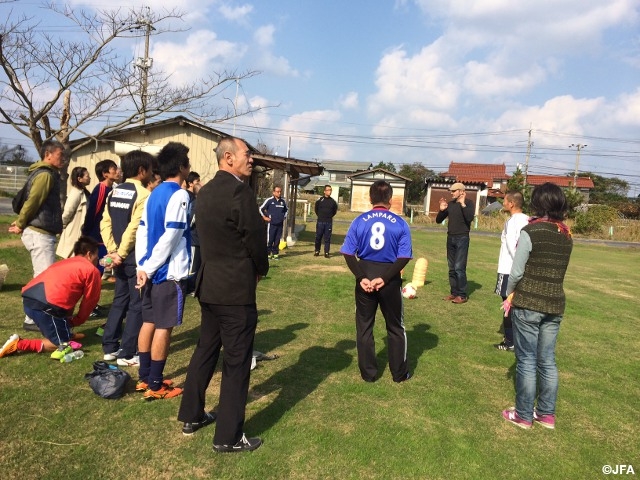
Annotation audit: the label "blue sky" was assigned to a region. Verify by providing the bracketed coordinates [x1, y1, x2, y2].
[2, 0, 640, 193]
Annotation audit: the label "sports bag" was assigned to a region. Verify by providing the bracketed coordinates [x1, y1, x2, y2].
[12, 168, 51, 214]
[84, 361, 131, 399]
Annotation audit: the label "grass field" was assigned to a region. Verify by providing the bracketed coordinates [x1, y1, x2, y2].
[0, 213, 638, 480]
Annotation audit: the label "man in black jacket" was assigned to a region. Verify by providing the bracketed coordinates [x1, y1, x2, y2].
[177, 136, 269, 453]
[314, 185, 338, 258]
[436, 182, 475, 304]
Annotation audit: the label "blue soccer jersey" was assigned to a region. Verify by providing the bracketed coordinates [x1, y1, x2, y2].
[340, 207, 412, 263]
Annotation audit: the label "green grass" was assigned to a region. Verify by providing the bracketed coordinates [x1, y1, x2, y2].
[0, 213, 639, 480]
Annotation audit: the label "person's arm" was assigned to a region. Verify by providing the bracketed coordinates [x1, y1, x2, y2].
[314, 198, 320, 216]
[331, 198, 338, 217]
[506, 230, 532, 295]
[70, 268, 102, 326]
[238, 185, 270, 277]
[259, 198, 271, 221]
[379, 257, 411, 285]
[100, 191, 118, 255]
[343, 253, 367, 281]
[137, 190, 188, 278]
[461, 201, 476, 224]
[116, 189, 148, 260]
[16, 171, 53, 230]
[505, 218, 521, 259]
[61, 188, 82, 228]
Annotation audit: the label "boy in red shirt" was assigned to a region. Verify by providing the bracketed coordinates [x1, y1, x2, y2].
[0, 236, 102, 357]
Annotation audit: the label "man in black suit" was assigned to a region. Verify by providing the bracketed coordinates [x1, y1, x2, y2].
[177, 136, 269, 453]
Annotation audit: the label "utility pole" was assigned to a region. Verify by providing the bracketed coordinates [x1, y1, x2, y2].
[134, 7, 155, 125]
[569, 143, 587, 189]
[524, 126, 533, 186]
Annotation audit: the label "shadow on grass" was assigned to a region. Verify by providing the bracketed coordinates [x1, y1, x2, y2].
[246, 339, 355, 435]
[374, 323, 439, 378]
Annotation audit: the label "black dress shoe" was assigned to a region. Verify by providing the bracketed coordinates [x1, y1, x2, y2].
[314, 251, 320, 256]
[182, 411, 216, 435]
[394, 372, 412, 383]
[324, 253, 330, 258]
[213, 433, 262, 453]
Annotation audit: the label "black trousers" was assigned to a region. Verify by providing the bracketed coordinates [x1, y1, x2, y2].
[354, 269, 408, 382]
[177, 302, 257, 445]
[102, 259, 142, 357]
[314, 221, 333, 253]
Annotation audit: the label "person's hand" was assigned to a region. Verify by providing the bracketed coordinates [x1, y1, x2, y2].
[370, 277, 385, 291]
[501, 293, 514, 317]
[8, 222, 22, 234]
[438, 198, 448, 211]
[456, 191, 467, 206]
[359, 278, 373, 292]
[263, 216, 271, 222]
[136, 270, 148, 290]
[108, 252, 123, 267]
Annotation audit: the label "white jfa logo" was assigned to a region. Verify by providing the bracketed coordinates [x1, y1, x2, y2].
[602, 464, 635, 475]
[369, 221, 385, 250]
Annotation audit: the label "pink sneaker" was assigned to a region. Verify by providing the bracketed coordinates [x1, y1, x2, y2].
[502, 407, 532, 429]
[533, 410, 556, 429]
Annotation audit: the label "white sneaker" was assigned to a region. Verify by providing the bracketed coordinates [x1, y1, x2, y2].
[117, 355, 140, 367]
[103, 349, 121, 361]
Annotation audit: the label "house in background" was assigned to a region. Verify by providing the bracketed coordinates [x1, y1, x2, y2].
[349, 168, 411, 215]
[526, 175, 595, 203]
[424, 178, 486, 218]
[68, 115, 322, 243]
[423, 161, 595, 217]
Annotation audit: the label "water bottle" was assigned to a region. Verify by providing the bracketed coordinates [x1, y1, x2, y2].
[99, 256, 113, 267]
[60, 350, 85, 363]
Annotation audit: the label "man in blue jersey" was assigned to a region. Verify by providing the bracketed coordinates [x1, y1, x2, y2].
[259, 186, 288, 259]
[340, 180, 413, 383]
[135, 142, 192, 400]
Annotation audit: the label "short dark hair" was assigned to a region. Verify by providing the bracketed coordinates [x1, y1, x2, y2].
[505, 190, 524, 209]
[70, 167, 88, 189]
[369, 180, 393, 205]
[529, 182, 568, 220]
[121, 150, 154, 180]
[187, 171, 200, 185]
[157, 142, 189, 180]
[215, 137, 240, 164]
[40, 139, 65, 160]
[324, 185, 332, 190]
[73, 235, 99, 256]
[95, 159, 118, 180]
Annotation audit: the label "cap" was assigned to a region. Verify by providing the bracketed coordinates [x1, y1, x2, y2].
[449, 182, 465, 191]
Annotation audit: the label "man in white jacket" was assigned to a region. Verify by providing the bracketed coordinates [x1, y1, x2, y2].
[494, 191, 529, 351]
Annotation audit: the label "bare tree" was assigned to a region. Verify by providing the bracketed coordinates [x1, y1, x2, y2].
[0, 3, 261, 155]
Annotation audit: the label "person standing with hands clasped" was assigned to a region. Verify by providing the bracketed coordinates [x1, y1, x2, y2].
[314, 185, 338, 258]
[436, 182, 475, 304]
[340, 180, 412, 383]
[501, 183, 573, 430]
[260, 186, 287, 260]
[178, 137, 269, 453]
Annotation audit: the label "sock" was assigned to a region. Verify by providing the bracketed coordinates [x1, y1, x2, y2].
[148, 359, 167, 391]
[17, 339, 44, 353]
[138, 351, 151, 383]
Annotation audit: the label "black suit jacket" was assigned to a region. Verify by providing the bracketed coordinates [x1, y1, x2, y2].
[195, 170, 269, 305]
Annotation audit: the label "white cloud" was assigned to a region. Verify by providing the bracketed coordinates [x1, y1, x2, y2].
[339, 92, 359, 110]
[254, 25, 275, 48]
[150, 30, 246, 84]
[218, 3, 254, 23]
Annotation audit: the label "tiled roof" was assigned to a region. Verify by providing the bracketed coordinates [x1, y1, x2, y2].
[526, 175, 594, 189]
[441, 162, 510, 184]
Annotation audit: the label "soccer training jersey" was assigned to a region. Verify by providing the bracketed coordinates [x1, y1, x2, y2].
[340, 206, 412, 263]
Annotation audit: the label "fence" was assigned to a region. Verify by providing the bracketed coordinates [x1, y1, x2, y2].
[0, 166, 28, 194]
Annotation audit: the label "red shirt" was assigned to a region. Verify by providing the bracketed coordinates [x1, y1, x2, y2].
[22, 256, 102, 326]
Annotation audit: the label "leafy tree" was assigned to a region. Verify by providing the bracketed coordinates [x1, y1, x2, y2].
[0, 4, 260, 155]
[398, 162, 435, 204]
[374, 161, 396, 173]
[577, 172, 629, 204]
[507, 166, 526, 193]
